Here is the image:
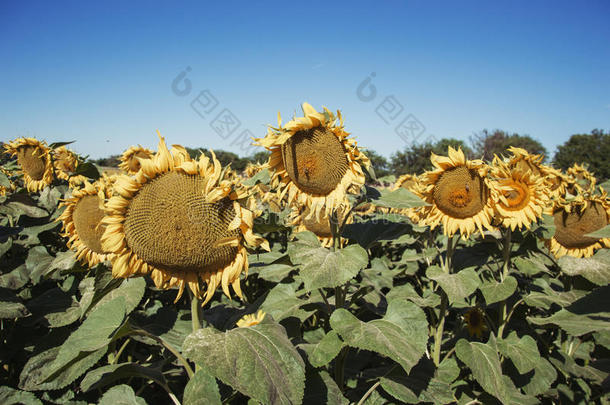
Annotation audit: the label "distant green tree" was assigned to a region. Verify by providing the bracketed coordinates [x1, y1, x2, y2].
[245, 151, 270, 165]
[553, 129, 610, 182]
[470, 129, 547, 161]
[363, 149, 390, 178]
[92, 155, 121, 167]
[390, 138, 472, 175]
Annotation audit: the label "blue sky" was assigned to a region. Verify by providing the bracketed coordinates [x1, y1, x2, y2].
[1, 1, 609, 160]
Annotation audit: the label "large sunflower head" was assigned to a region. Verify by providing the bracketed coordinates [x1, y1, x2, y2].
[566, 163, 597, 195]
[506, 146, 545, 176]
[254, 103, 370, 220]
[464, 307, 487, 339]
[52, 146, 79, 181]
[491, 158, 550, 231]
[4, 137, 54, 192]
[289, 201, 351, 248]
[119, 145, 155, 175]
[58, 178, 113, 267]
[419, 147, 498, 238]
[101, 133, 269, 305]
[547, 192, 610, 258]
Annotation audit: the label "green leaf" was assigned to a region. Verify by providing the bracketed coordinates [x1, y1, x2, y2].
[371, 188, 427, 209]
[44, 250, 77, 277]
[479, 276, 518, 305]
[515, 358, 557, 396]
[300, 330, 344, 368]
[528, 309, 610, 336]
[183, 369, 221, 405]
[48, 140, 75, 149]
[303, 369, 347, 405]
[19, 346, 107, 391]
[497, 332, 540, 374]
[98, 385, 146, 405]
[37, 186, 63, 212]
[25, 246, 54, 284]
[260, 283, 314, 322]
[539, 214, 556, 239]
[3, 201, 48, 219]
[558, 249, 610, 286]
[80, 362, 167, 392]
[89, 278, 146, 317]
[130, 306, 192, 352]
[17, 222, 59, 247]
[288, 232, 368, 291]
[513, 255, 551, 276]
[243, 168, 270, 186]
[426, 266, 480, 304]
[455, 336, 516, 404]
[330, 300, 428, 373]
[585, 223, 610, 238]
[74, 162, 100, 179]
[0, 386, 42, 405]
[183, 317, 305, 405]
[342, 219, 410, 249]
[0, 287, 30, 319]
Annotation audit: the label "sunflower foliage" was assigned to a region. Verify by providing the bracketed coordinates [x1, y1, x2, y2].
[0, 124, 609, 405]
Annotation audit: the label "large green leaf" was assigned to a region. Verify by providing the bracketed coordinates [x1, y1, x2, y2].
[528, 309, 610, 336]
[89, 278, 146, 317]
[98, 385, 146, 405]
[514, 358, 557, 396]
[426, 266, 480, 304]
[183, 369, 221, 405]
[303, 369, 347, 405]
[330, 300, 428, 373]
[497, 332, 540, 374]
[513, 255, 551, 277]
[479, 276, 518, 305]
[585, 223, 610, 238]
[260, 283, 314, 322]
[0, 287, 30, 319]
[25, 246, 54, 284]
[183, 317, 305, 405]
[371, 188, 427, 209]
[288, 232, 368, 291]
[299, 330, 344, 368]
[80, 362, 167, 392]
[558, 250, 610, 286]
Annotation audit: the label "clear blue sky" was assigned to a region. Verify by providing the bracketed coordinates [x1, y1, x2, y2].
[1, 1, 609, 160]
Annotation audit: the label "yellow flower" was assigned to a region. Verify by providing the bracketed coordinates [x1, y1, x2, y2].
[505, 146, 545, 176]
[119, 145, 155, 175]
[4, 137, 54, 192]
[254, 103, 370, 221]
[101, 133, 269, 305]
[58, 178, 113, 267]
[566, 163, 596, 195]
[419, 147, 498, 238]
[547, 192, 610, 258]
[540, 165, 571, 200]
[289, 202, 351, 248]
[464, 307, 487, 339]
[52, 146, 79, 181]
[236, 310, 266, 328]
[491, 158, 550, 231]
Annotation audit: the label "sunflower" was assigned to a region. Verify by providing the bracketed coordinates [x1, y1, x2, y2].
[419, 147, 498, 238]
[547, 192, 610, 258]
[58, 178, 113, 267]
[4, 138, 54, 192]
[540, 165, 571, 200]
[119, 145, 154, 175]
[254, 103, 370, 221]
[289, 201, 351, 247]
[390, 173, 426, 223]
[244, 162, 265, 178]
[567, 163, 596, 195]
[236, 310, 266, 328]
[101, 134, 269, 305]
[491, 158, 550, 231]
[464, 307, 487, 338]
[52, 146, 79, 181]
[506, 146, 545, 176]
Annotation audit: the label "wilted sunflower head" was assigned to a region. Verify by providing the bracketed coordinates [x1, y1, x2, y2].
[254, 103, 371, 221]
[244, 162, 265, 178]
[289, 202, 351, 248]
[119, 145, 155, 175]
[491, 158, 550, 231]
[540, 165, 571, 200]
[547, 193, 610, 258]
[464, 307, 487, 339]
[52, 146, 79, 181]
[58, 178, 114, 267]
[506, 146, 545, 176]
[566, 163, 596, 195]
[102, 133, 269, 305]
[4, 137, 54, 192]
[419, 147, 498, 238]
[236, 310, 266, 328]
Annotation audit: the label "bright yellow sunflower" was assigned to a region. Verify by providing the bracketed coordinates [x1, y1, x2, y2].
[546, 191, 610, 258]
[464, 307, 487, 339]
[567, 163, 597, 195]
[505, 146, 545, 176]
[236, 310, 266, 328]
[289, 201, 351, 248]
[52, 146, 79, 181]
[101, 134, 269, 305]
[419, 147, 498, 238]
[119, 145, 155, 175]
[58, 178, 113, 267]
[4, 138, 54, 192]
[491, 158, 550, 231]
[254, 103, 371, 221]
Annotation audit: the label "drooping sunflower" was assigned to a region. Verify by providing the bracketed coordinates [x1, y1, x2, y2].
[540, 165, 571, 200]
[119, 145, 154, 175]
[52, 146, 79, 181]
[254, 103, 371, 220]
[419, 147, 498, 238]
[567, 163, 596, 195]
[491, 158, 550, 230]
[101, 134, 269, 305]
[464, 307, 487, 339]
[4, 138, 54, 192]
[546, 191, 610, 258]
[58, 178, 113, 267]
[236, 310, 266, 328]
[289, 201, 351, 248]
[506, 146, 545, 176]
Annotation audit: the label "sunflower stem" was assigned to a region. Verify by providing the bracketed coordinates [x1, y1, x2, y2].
[498, 228, 512, 338]
[433, 235, 456, 366]
[190, 290, 202, 332]
[334, 346, 349, 392]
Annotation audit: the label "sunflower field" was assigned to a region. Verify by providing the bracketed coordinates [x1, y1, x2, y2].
[1, 103, 609, 405]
